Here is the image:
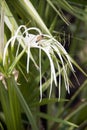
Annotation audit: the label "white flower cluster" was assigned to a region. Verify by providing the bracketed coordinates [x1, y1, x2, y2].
[3, 25, 74, 101]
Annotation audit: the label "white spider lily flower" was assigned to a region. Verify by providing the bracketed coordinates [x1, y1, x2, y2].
[3, 25, 75, 101]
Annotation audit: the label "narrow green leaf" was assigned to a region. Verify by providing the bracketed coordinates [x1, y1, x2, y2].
[8, 47, 26, 74]
[65, 102, 87, 120]
[65, 80, 87, 109]
[37, 112, 78, 128]
[55, 0, 87, 21]
[0, 122, 4, 130]
[0, 0, 18, 32]
[71, 58, 87, 77]
[30, 98, 69, 107]
[0, 0, 4, 60]
[47, 0, 70, 25]
[6, 0, 51, 35]
[11, 77, 38, 130]
[7, 78, 23, 130]
[0, 79, 23, 130]
[0, 81, 14, 130]
[67, 0, 87, 5]
[49, 15, 57, 32]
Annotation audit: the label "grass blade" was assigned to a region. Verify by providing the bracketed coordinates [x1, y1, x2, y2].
[37, 112, 78, 128]
[11, 77, 38, 130]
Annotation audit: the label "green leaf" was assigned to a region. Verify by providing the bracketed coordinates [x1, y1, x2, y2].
[65, 102, 87, 120]
[0, 0, 4, 60]
[0, 122, 4, 130]
[37, 112, 78, 128]
[0, 81, 14, 130]
[66, 80, 87, 108]
[30, 98, 69, 107]
[6, 0, 51, 35]
[10, 77, 38, 130]
[8, 47, 26, 74]
[0, 79, 23, 130]
[7, 78, 23, 130]
[66, 0, 87, 6]
[47, 0, 70, 25]
[51, 0, 87, 21]
[71, 58, 87, 77]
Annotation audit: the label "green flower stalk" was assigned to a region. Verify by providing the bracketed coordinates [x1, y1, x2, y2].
[3, 25, 74, 101]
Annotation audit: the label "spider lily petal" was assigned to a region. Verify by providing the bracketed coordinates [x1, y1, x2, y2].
[3, 25, 75, 100]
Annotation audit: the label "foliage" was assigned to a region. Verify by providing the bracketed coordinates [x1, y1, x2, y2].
[0, 0, 87, 130]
